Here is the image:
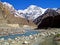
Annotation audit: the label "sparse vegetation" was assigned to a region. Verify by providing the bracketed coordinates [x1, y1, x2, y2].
[55, 34, 60, 37]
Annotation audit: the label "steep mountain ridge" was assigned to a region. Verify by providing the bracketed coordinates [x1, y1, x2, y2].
[33, 9, 60, 29]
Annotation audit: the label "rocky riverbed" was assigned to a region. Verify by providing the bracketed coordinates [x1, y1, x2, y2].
[0, 27, 26, 36]
[0, 28, 60, 45]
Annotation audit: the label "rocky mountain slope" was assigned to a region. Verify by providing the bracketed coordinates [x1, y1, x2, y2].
[0, 2, 36, 28]
[33, 9, 60, 29]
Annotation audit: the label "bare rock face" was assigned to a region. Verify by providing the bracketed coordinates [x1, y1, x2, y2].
[33, 9, 60, 29]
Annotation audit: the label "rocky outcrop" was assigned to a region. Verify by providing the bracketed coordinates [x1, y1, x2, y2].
[33, 9, 60, 29]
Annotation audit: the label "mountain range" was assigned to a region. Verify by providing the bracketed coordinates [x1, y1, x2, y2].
[0, 2, 60, 29]
[2, 2, 60, 20]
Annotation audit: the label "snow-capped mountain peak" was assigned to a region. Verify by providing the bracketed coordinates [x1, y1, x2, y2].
[28, 5, 37, 9]
[18, 5, 47, 20]
[26, 5, 47, 14]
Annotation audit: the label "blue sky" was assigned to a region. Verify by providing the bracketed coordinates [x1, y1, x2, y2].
[1, 0, 60, 10]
